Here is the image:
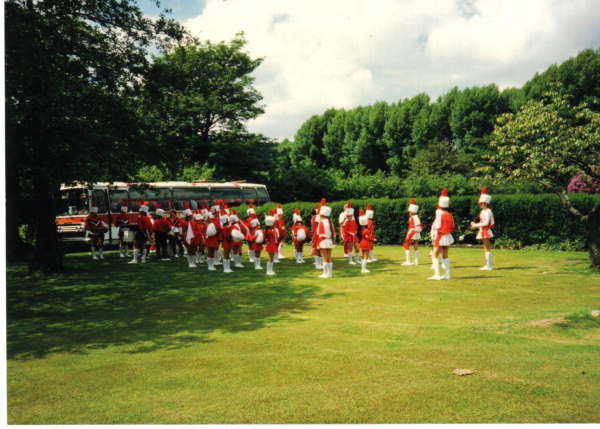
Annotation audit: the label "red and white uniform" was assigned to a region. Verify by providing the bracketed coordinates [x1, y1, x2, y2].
[179, 218, 196, 246]
[317, 218, 334, 249]
[434, 210, 455, 247]
[368, 219, 376, 242]
[137, 214, 153, 236]
[403, 215, 422, 249]
[292, 224, 310, 245]
[473, 208, 495, 239]
[359, 227, 375, 251]
[265, 227, 279, 253]
[276, 218, 286, 241]
[222, 224, 235, 250]
[204, 217, 222, 248]
[152, 217, 171, 234]
[85, 215, 105, 234]
[193, 220, 204, 246]
[233, 222, 248, 248]
[343, 218, 359, 244]
[250, 228, 264, 252]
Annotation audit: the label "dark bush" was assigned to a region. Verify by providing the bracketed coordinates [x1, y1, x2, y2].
[238, 194, 600, 247]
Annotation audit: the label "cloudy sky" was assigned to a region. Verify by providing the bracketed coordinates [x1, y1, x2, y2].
[140, 0, 600, 141]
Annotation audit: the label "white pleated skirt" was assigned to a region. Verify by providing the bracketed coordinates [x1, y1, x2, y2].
[411, 232, 421, 240]
[319, 239, 334, 249]
[476, 229, 494, 239]
[438, 233, 454, 246]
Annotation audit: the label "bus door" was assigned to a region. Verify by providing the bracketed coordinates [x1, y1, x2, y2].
[108, 189, 130, 245]
[91, 189, 110, 242]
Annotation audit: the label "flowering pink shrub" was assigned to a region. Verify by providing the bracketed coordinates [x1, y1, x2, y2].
[568, 168, 600, 194]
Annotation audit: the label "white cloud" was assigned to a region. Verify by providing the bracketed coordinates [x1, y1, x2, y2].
[184, 0, 600, 140]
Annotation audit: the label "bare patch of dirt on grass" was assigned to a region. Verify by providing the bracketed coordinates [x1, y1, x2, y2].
[527, 317, 566, 327]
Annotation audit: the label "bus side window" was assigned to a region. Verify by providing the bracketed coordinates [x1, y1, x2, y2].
[109, 190, 129, 213]
[92, 190, 108, 214]
[242, 188, 257, 205]
[257, 188, 270, 206]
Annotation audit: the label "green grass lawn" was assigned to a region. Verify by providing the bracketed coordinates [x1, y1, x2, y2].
[6, 246, 600, 423]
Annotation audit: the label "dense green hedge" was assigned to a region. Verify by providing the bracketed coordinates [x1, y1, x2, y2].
[237, 194, 600, 247]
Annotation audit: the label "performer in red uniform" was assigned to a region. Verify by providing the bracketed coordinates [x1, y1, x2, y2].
[129, 205, 152, 264]
[358, 209, 374, 273]
[339, 203, 350, 257]
[205, 206, 222, 271]
[230, 210, 248, 268]
[342, 202, 360, 265]
[275, 203, 286, 260]
[193, 212, 205, 265]
[179, 209, 197, 268]
[221, 213, 234, 273]
[152, 208, 172, 261]
[429, 188, 454, 280]
[245, 204, 256, 262]
[116, 206, 131, 258]
[291, 208, 310, 263]
[402, 198, 422, 266]
[470, 187, 495, 270]
[168, 208, 184, 258]
[264, 212, 279, 275]
[366, 204, 378, 262]
[430, 205, 442, 269]
[85, 207, 106, 260]
[249, 217, 264, 270]
[317, 198, 335, 278]
[311, 204, 322, 269]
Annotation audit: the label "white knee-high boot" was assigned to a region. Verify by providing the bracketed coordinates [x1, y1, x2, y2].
[327, 262, 333, 278]
[370, 250, 378, 262]
[361, 259, 370, 273]
[442, 258, 450, 279]
[429, 258, 442, 280]
[142, 249, 147, 262]
[401, 249, 412, 265]
[128, 249, 138, 264]
[349, 253, 356, 265]
[414, 250, 419, 265]
[266, 261, 275, 275]
[481, 252, 493, 270]
[208, 257, 216, 270]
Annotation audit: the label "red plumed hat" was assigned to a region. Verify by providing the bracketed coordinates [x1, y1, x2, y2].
[232, 209, 237, 215]
[359, 209, 364, 216]
[479, 186, 492, 204]
[347, 201, 352, 208]
[439, 188, 450, 208]
[410, 198, 415, 204]
[441, 188, 448, 197]
[248, 203, 253, 208]
[481, 187, 487, 194]
[278, 203, 282, 208]
[367, 204, 371, 210]
[321, 198, 326, 206]
[295, 208, 300, 215]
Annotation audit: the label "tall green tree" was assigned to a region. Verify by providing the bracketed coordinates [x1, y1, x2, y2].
[5, 0, 184, 272]
[140, 34, 265, 174]
[481, 86, 600, 268]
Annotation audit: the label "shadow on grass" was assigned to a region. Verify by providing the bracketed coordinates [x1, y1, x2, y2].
[7, 252, 335, 360]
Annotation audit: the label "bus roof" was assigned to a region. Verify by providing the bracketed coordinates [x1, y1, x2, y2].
[60, 181, 268, 190]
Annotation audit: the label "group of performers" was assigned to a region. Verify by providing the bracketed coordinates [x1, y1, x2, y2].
[85, 187, 495, 279]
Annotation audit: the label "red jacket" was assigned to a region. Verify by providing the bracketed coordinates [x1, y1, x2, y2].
[137, 214, 153, 233]
[153, 218, 171, 233]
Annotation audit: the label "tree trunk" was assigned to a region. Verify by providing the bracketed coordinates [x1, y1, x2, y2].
[5, 152, 31, 262]
[29, 178, 64, 274]
[582, 205, 600, 270]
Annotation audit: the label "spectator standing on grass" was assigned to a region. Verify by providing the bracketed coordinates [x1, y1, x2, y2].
[358, 209, 374, 273]
[116, 205, 131, 258]
[317, 198, 335, 278]
[85, 206, 106, 260]
[129, 205, 152, 264]
[470, 187, 495, 271]
[402, 198, 422, 266]
[429, 188, 454, 280]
